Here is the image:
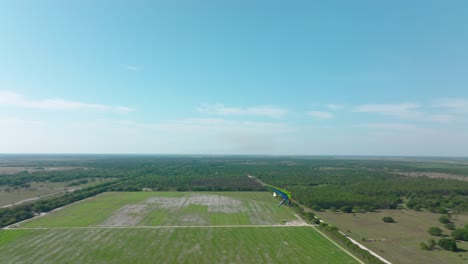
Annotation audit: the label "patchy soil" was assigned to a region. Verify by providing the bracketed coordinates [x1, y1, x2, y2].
[189, 194, 245, 213]
[147, 194, 246, 213]
[100, 204, 146, 226]
[179, 214, 207, 225]
[395, 171, 468, 182]
[102, 194, 248, 227]
[146, 197, 187, 209]
[284, 214, 308, 226]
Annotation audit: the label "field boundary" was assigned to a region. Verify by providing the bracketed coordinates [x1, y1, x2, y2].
[339, 230, 392, 264]
[6, 224, 312, 230]
[311, 225, 365, 264]
[2, 195, 95, 230]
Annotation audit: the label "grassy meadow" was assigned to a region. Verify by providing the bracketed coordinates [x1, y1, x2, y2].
[317, 209, 468, 264]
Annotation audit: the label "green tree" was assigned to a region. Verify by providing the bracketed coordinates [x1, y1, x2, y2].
[438, 238, 458, 252]
[444, 223, 456, 230]
[340, 206, 353, 213]
[428, 227, 443, 236]
[311, 205, 321, 211]
[439, 215, 450, 224]
[451, 229, 468, 241]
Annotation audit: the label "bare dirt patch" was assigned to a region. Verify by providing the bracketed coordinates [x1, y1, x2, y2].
[146, 197, 187, 209]
[189, 194, 245, 213]
[100, 204, 146, 226]
[179, 214, 207, 225]
[284, 214, 308, 226]
[146, 193, 246, 213]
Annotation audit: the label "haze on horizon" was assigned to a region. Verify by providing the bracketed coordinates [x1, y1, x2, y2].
[1, 1, 468, 156]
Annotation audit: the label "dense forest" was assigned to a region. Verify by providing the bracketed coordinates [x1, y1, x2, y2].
[1, 155, 468, 228]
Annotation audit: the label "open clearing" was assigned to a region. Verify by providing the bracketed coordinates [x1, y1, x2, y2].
[317, 209, 468, 264]
[395, 171, 468, 182]
[0, 180, 112, 207]
[1, 192, 359, 263]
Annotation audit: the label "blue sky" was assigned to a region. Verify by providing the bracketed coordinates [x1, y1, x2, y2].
[1, 1, 468, 155]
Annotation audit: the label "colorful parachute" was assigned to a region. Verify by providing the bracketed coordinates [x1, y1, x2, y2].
[265, 184, 292, 207]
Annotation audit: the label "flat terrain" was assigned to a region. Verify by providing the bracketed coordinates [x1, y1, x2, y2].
[1, 192, 359, 264]
[0, 180, 111, 207]
[0, 166, 85, 174]
[317, 209, 468, 264]
[17, 192, 298, 228]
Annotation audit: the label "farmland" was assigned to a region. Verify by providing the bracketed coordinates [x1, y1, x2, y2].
[18, 192, 298, 228]
[0, 192, 359, 264]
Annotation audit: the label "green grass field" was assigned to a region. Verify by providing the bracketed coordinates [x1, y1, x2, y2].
[19, 192, 299, 228]
[0, 192, 360, 263]
[317, 209, 468, 264]
[0, 227, 357, 264]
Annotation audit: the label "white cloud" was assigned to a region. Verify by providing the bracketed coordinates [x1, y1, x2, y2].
[357, 123, 415, 129]
[326, 104, 344, 110]
[0, 90, 135, 114]
[197, 104, 287, 118]
[436, 98, 468, 113]
[0, 117, 43, 126]
[426, 114, 457, 123]
[307, 111, 334, 119]
[352, 103, 422, 119]
[126, 65, 140, 72]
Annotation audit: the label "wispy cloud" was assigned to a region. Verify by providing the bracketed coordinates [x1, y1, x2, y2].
[426, 114, 457, 123]
[307, 111, 334, 119]
[125, 65, 140, 72]
[197, 104, 287, 118]
[352, 103, 422, 119]
[0, 117, 44, 126]
[326, 104, 344, 110]
[357, 123, 416, 129]
[0, 91, 134, 114]
[436, 98, 468, 113]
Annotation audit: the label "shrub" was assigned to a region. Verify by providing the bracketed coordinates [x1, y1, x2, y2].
[438, 238, 458, 252]
[340, 206, 353, 213]
[439, 215, 451, 224]
[444, 223, 456, 230]
[428, 227, 443, 236]
[382, 216, 395, 223]
[451, 229, 468, 241]
[420, 242, 429, 250]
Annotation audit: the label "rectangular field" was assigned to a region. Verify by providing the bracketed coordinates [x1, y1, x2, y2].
[0, 227, 358, 264]
[18, 192, 298, 228]
[0, 192, 360, 263]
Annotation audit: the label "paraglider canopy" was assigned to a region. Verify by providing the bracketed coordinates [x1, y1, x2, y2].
[265, 184, 292, 207]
